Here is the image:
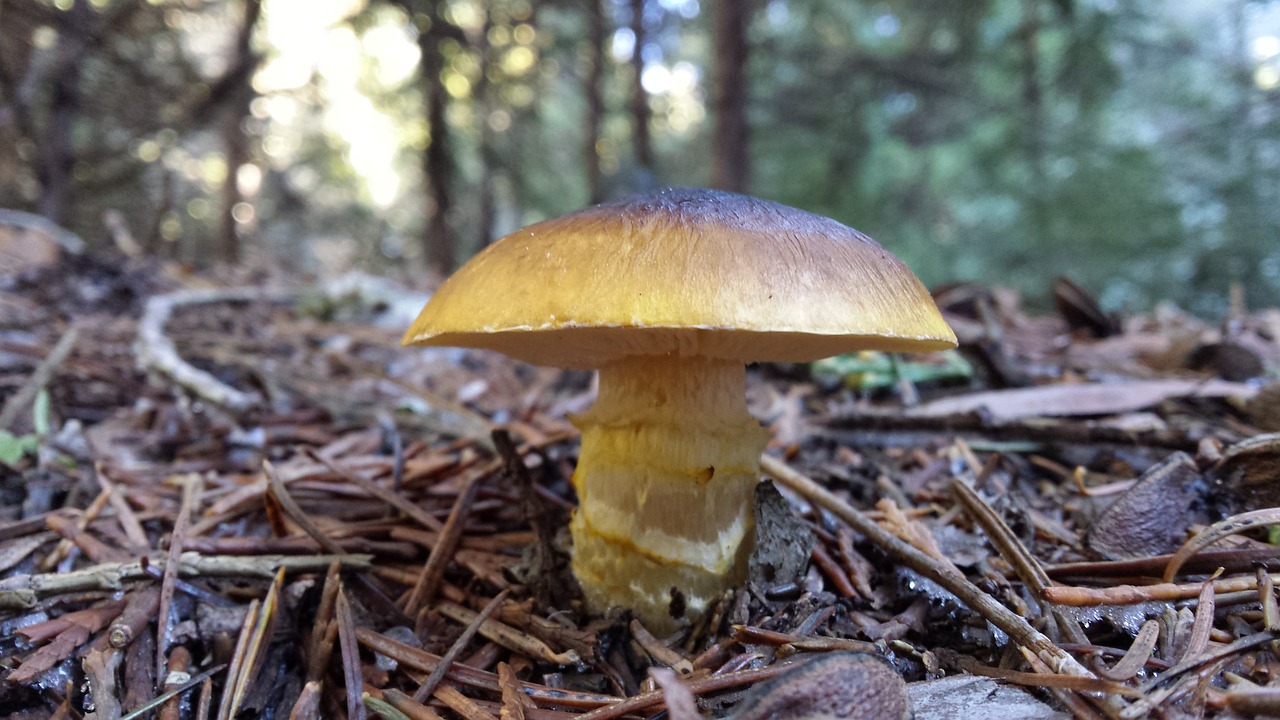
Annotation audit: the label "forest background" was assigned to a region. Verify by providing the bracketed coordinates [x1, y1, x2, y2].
[2, 0, 1278, 318]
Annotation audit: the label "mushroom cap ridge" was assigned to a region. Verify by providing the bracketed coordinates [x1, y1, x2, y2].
[403, 188, 957, 369]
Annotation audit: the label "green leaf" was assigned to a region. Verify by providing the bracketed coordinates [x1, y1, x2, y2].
[0, 430, 38, 466]
[32, 389, 50, 437]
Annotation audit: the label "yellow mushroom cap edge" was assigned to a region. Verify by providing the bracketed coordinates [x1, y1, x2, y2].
[402, 188, 958, 370]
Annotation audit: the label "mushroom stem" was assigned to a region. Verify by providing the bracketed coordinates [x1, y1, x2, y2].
[569, 354, 768, 632]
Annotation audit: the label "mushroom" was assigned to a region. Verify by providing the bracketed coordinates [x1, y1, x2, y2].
[402, 188, 955, 632]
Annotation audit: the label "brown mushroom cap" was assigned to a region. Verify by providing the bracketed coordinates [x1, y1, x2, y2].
[403, 188, 956, 369]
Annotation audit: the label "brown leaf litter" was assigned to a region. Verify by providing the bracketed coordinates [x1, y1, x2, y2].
[2, 253, 1280, 718]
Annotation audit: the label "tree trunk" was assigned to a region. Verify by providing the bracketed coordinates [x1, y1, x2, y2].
[37, 0, 93, 225]
[421, 0, 457, 274]
[216, 0, 262, 266]
[629, 0, 653, 181]
[475, 8, 495, 247]
[712, 0, 749, 193]
[1019, 0, 1048, 240]
[584, 0, 607, 204]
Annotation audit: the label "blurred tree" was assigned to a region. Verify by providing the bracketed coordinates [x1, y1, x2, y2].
[414, 0, 463, 274]
[474, 4, 496, 247]
[1017, 0, 1049, 240]
[712, 0, 750, 192]
[629, 0, 654, 184]
[584, 0, 607, 203]
[217, 0, 263, 265]
[0, 0, 271, 265]
[36, 0, 92, 225]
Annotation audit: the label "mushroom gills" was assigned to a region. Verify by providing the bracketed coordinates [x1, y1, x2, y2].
[569, 354, 768, 632]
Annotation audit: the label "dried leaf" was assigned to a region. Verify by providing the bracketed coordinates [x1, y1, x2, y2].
[726, 653, 910, 720]
[909, 379, 1255, 421]
[1087, 453, 1211, 560]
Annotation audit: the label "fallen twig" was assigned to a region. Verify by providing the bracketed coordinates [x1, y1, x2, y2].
[156, 472, 201, 680]
[0, 552, 372, 610]
[0, 324, 78, 431]
[1043, 572, 1280, 607]
[405, 467, 492, 615]
[1162, 508, 1280, 583]
[433, 598, 578, 665]
[135, 287, 289, 412]
[336, 586, 366, 720]
[413, 589, 510, 702]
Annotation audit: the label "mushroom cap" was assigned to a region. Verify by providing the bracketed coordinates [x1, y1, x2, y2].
[403, 188, 956, 369]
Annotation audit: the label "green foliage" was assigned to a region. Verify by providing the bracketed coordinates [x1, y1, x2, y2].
[0, 431, 39, 467]
[3, 0, 1277, 313]
[813, 350, 975, 391]
[0, 390, 50, 467]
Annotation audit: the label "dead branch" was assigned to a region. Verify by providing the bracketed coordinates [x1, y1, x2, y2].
[134, 287, 288, 412]
[0, 552, 371, 611]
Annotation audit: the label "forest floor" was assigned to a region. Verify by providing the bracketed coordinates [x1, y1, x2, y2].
[2, 243, 1280, 720]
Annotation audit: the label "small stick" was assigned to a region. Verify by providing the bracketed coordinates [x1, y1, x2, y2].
[810, 544, 858, 599]
[1225, 686, 1280, 716]
[305, 560, 343, 682]
[1179, 575, 1218, 664]
[0, 553, 372, 610]
[629, 619, 692, 673]
[496, 662, 526, 720]
[1043, 572, 1280, 607]
[157, 473, 202, 683]
[406, 471, 487, 615]
[433, 599, 577, 665]
[108, 585, 161, 650]
[288, 681, 322, 720]
[45, 511, 126, 564]
[214, 569, 286, 720]
[1260, 568, 1280, 631]
[951, 479, 1051, 592]
[384, 688, 448, 720]
[96, 464, 150, 553]
[960, 653, 1139, 700]
[135, 288, 287, 412]
[337, 586, 366, 720]
[264, 461, 346, 556]
[951, 478, 1089, 646]
[121, 663, 226, 720]
[434, 685, 498, 720]
[158, 645, 192, 720]
[731, 625, 877, 655]
[1163, 508, 1280, 583]
[1141, 632, 1276, 694]
[1048, 546, 1280, 580]
[1017, 647, 1113, 719]
[356, 627, 617, 709]
[215, 599, 261, 720]
[1093, 620, 1160, 682]
[414, 589, 511, 703]
[0, 325, 78, 431]
[835, 527, 875, 599]
[41, 488, 113, 570]
[305, 448, 444, 531]
[195, 672, 213, 720]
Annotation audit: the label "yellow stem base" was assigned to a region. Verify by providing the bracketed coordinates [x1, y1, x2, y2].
[569, 355, 767, 634]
